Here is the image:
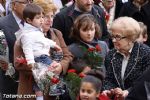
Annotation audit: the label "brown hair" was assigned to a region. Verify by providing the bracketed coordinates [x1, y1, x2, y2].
[138, 22, 147, 38]
[34, 0, 57, 15]
[70, 14, 101, 41]
[23, 3, 43, 21]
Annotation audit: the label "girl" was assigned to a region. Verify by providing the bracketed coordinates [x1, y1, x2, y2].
[78, 69, 110, 100]
[69, 14, 109, 74]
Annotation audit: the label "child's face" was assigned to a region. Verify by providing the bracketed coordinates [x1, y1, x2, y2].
[28, 13, 44, 28]
[80, 82, 99, 100]
[79, 23, 95, 43]
[136, 34, 147, 43]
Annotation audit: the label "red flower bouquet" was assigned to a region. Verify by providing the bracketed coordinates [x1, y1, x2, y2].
[64, 69, 86, 100]
[80, 44, 103, 70]
[16, 57, 65, 96]
[104, 11, 110, 23]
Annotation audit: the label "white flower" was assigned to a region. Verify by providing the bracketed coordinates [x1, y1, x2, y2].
[0, 30, 4, 36]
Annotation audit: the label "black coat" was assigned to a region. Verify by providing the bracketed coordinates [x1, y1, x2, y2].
[103, 42, 150, 90]
[126, 67, 150, 100]
[119, 1, 150, 46]
[53, 3, 109, 45]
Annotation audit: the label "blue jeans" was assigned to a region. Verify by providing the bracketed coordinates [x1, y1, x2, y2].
[34, 54, 52, 65]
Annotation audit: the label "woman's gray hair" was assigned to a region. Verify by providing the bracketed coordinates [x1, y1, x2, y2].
[110, 17, 141, 42]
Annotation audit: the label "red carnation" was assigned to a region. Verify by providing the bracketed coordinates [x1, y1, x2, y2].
[79, 73, 86, 78]
[68, 69, 76, 73]
[88, 47, 95, 52]
[51, 77, 59, 84]
[16, 58, 27, 64]
[105, 13, 110, 23]
[95, 44, 102, 52]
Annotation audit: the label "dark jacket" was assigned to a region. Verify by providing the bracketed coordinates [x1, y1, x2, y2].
[103, 42, 150, 90]
[119, 1, 150, 46]
[126, 67, 150, 100]
[53, 3, 109, 45]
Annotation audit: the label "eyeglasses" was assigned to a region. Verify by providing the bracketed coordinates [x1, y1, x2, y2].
[110, 34, 126, 41]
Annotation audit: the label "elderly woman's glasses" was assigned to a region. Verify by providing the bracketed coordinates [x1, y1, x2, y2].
[110, 34, 126, 41]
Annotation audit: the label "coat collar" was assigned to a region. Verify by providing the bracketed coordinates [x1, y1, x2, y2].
[77, 39, 99, 49]
[111, 42, 140, 88]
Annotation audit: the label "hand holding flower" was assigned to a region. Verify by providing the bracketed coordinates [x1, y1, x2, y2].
[112, 88, 128, 100]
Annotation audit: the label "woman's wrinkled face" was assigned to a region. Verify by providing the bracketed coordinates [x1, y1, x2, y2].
[111, 29, 129, 52]
[79, 23, 95, 43]
[80, 82, 99, 100]
[42, 11, 54, 32]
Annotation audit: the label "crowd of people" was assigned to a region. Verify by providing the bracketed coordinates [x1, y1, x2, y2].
[0, 0, 150, 100]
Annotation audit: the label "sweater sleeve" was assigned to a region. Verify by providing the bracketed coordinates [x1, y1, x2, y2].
[20, 34, 35, 64]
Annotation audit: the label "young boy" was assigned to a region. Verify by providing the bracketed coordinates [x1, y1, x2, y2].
[17, 4, 62, 100]
[136, 22, 148, 43]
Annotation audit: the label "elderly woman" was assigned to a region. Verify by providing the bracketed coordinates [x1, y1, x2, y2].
[102, 17, 150, 100]
[14, 0, 73, 100]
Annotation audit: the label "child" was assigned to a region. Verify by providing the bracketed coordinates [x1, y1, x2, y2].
[17, 4, 62, 100]
[69, 14, 109, 74]
[136, 22, 148, 43]
[78, 69, 110, 100]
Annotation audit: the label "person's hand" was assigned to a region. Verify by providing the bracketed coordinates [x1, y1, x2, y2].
[112, 88, 128, 100]
[0, 59, 8, 70]
[112, 88, 123, 96]
[50, 61, 62, 75]
[121, 90, 129, 99]
[54, 44, 62, 52]
[101, 90, 114, 98]
[28, 63, 35, 69]
[82, 66, 91, 73]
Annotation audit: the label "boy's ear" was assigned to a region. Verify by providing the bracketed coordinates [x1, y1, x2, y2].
[143, 34, 148, 42]
[26, 18, 32, 24]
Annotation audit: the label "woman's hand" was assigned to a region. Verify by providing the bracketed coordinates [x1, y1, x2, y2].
[101, 90, 114, 98]
[0, 59, 8, 71]
[112, 88, 128, 100]
[50, 61, 62, 75]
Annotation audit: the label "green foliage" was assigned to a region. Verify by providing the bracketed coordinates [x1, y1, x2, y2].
[64, 70, 83, 100]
